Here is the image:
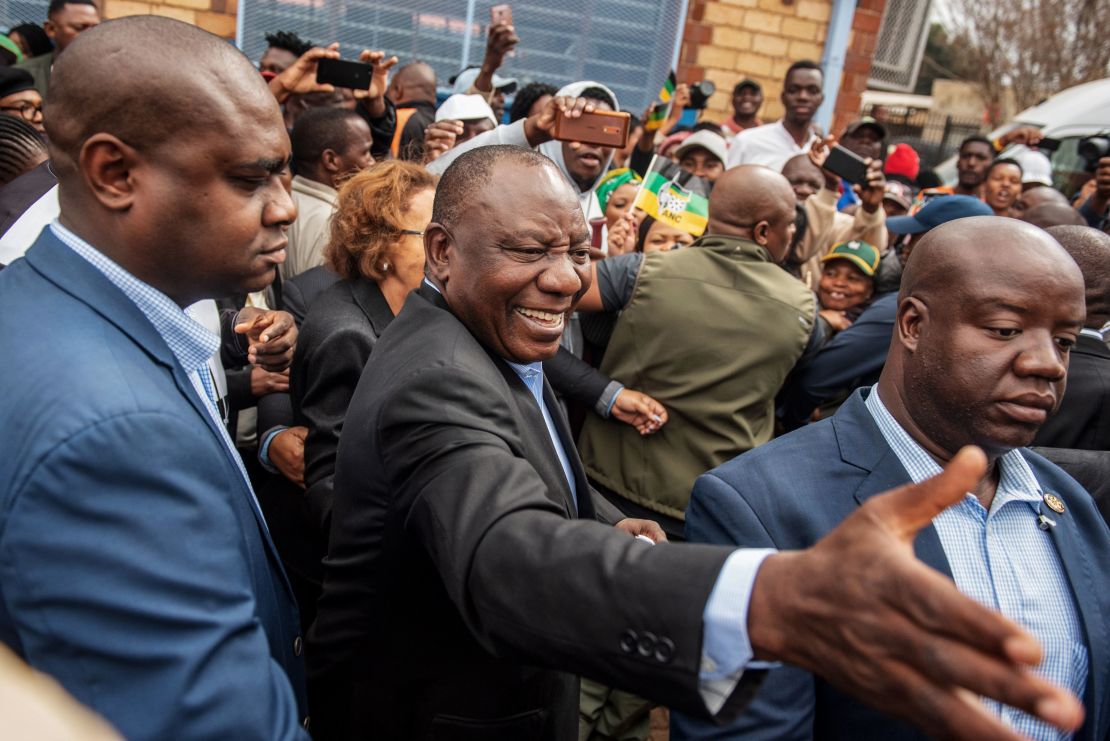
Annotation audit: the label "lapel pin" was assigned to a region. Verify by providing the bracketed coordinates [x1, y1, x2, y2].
[1043, 492, 1066, 515]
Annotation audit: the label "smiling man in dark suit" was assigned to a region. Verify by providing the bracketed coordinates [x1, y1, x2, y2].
[309, 145, 1084, 741]
[679, 217, 1110, 741]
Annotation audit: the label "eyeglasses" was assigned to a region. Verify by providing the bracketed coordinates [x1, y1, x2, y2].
[0, 102, 42, 121]
[400, 230, 424, 237]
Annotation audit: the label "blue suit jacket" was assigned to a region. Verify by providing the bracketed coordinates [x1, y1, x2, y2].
[676, 389, 1110, 741]
[0, 231, 309, 739]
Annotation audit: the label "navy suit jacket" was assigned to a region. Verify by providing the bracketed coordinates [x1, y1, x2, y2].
[0, 231, 309, 739]
[676, 389, 1110, 741]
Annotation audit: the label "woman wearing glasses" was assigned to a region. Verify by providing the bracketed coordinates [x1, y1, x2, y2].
[0, 68, 43, 134]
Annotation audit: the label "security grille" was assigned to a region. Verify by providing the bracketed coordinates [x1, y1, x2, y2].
[238, 0, 690, 113]
[868, 0, 932, 92]
[2, 1, 51, 29]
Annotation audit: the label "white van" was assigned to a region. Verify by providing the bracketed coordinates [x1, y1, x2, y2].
[935, 77, 1110, 197]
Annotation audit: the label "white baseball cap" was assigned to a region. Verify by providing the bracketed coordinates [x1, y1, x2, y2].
[435, 94, 498, 127]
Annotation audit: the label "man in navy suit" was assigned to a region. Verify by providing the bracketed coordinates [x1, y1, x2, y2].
[0, 17, 314, 739]
[678, 217, 1110, 741]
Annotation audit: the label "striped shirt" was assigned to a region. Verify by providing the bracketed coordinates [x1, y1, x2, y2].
[865, 386, 1087, 739]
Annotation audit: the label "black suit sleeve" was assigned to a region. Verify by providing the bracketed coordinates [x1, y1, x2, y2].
[543, 347, 612, 407]
[296, 325, 376, 535]
[367, 362, 759, 719]
[282, 280, 309, 327]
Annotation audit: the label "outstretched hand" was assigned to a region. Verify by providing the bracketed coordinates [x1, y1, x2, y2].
[747, 446, 1084, 740]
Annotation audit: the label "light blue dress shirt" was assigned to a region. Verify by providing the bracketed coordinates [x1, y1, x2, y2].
[50, 221, 260, 508]
[505, 359, 579, 511]
[866, 386, 1088, 740]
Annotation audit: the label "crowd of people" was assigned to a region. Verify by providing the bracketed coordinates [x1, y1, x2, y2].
[0, 6, 1108, 741]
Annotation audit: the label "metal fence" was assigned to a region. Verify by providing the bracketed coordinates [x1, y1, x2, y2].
[868, 0, 931, 93]
[1, 0, 50, 29]
[237, 0, 690, 113]
[865, 105, 984, 169]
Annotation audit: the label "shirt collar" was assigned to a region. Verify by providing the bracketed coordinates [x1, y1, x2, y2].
[864, 385, 1044, 511]
[50, 220, 219, 374]
[1080, 327, 1106, 341]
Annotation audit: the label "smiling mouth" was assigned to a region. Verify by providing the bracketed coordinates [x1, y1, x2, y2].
[515, 306, 566, 332]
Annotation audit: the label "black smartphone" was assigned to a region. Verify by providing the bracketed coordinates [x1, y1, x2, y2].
[316, 58, 372, 90]
[823, 144, 869, 186]
[1036, 137, 1062, 152]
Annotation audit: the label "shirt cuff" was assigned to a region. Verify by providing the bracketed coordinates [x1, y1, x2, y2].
[596, 381, 624, 418]
[697, 548, 778, 715]
[257, 425, 288, 474]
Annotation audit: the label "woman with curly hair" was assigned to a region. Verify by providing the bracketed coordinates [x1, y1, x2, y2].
[290, 160, 437, 547]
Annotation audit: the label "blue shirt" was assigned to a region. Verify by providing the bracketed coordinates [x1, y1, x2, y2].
[505, 359, 579, 512]
[50, 221, 260, 507]
[866, 386, 1088, 740]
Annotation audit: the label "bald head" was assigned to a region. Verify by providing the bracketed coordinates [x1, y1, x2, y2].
[781, 154, 823, 203]
[708, 165, 796, 260]
[46, 17, 277, 180]
[1046, 225, 1110, 328]
[882, 216, 1086, 460]
[900, 216, 1082, 303]
[388, 61, 437, 105]
[1022, 202, 1085, 229]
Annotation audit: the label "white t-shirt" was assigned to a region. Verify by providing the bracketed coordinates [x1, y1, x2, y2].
[726, 120, 817, 173]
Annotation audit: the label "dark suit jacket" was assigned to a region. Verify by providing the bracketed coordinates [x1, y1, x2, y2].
[1034, 333, 1110, 450]
[307, 286, 761, 741]
[0, 160, 55, 236]
[292, 275, 393, 540]
[778, 292, 896, 430]
[1034, 447, 1110, 528]
[676, 389, 1110, 741]
[0, 230, 308, 738]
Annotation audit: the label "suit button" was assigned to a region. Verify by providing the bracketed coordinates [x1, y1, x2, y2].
[302, 716, 310, 730]
[636, 631, 657, 658]
[654, 637, 675, 663]
[293, 636, 303, 657]
[619, 629, 638, 654]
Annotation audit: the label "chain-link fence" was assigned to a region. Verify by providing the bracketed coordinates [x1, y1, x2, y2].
[868, 0, 931, 93]
[1, 0, 51, 29]
[238, 0, 689, 113]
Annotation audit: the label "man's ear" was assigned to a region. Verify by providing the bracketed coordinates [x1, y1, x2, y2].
[896, 296, 925, 353]
[424, 222, 452, 285]
[43, 19, 57, 41]
[78, 133, 139, 212]
[321, 148, 340, 174]
[753, 219, 770, 247]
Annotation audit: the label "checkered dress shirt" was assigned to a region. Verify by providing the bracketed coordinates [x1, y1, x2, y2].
[50, 221, 257, 500]
[865, 386, 1088, 740]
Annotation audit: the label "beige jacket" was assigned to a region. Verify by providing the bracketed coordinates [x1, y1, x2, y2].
[794, 187, 887, 290]
[282, 175, 338, 281]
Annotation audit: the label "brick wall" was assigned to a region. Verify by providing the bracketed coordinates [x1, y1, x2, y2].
[679, 0, 832, 126]
[829, 0, 886, 135]
[102, 0, 237, 39]
[679, 0, 887, 136]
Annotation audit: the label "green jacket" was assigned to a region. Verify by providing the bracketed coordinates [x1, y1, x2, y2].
[16, 51, 53, 97]
[578, 235, 815, 520]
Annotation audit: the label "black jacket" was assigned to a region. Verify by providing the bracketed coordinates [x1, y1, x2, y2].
[1033, 333, 1110, 450]
[306, 285, 762, 740]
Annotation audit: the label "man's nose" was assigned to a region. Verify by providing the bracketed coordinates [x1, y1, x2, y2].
[537, 253, 583, 295]
[1014, 333, 1067, 381]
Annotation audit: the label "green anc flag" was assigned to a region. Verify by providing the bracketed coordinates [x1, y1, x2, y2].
[633, 157, 709, 237]
[644, 70, 677, 131]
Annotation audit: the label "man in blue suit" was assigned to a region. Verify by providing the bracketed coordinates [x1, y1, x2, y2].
[0, 17, 314, 739]
[679, 217, 1110, 741]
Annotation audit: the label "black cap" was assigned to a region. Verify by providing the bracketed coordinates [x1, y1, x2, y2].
[0, 67, 36, 99]
[733, 78, 761, 94]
